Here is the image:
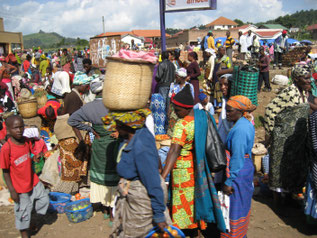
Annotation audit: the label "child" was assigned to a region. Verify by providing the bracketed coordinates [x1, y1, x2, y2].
[0, 115, 49, 238]
[194, 92, 215, 115]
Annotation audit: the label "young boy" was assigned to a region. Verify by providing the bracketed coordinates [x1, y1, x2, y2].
[0, 115, 49, 238]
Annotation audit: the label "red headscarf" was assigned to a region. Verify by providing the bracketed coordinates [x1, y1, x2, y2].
[227, 95, 256, 117]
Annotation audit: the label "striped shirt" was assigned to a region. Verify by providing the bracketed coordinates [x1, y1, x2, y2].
[225, 36, 235, 49]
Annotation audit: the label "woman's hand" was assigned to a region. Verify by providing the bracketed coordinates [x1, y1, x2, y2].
[223, 185, 234, 196]
[157, 221, 168, 233]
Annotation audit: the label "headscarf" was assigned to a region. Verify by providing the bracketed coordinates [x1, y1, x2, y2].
[175, 68, 187, 78]
[73, 71, 98, 85]
[198, 92, 207, 101]
[172, 84, 194, 108]
[227, 95, 256, 117]
[102, 108, 151, 132]
[90, 77, 103, 94]
[40, 54, 46, 60]
[291, 64, 311, 79]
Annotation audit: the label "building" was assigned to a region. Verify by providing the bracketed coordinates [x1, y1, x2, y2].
[0, 18, 23, 55]
[121, 34, 144, 48]
[205, 16, 238, 31]
[258, 24, 288, 30]
[95, 30, 170, 48]
[289, 28, 300, 33]
[307, 24, 317, 40]
[89, 34, 121, 68]
[233, 24, 258, 34]
[166, 29, 239, 48]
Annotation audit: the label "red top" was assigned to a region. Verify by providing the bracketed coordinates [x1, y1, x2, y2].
[0, 138, 39, 193]
[32, 139, 48, 155]
[0, 122, 7, 140]
[37, 100, 61, 119]
[23, 60, 30, 73]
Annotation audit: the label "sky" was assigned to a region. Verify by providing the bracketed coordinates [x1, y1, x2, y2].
[0, 0, 316, 39]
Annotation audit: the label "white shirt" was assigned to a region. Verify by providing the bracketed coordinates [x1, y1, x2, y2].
[239, 35, 248, 53]
[194, 102, 215, 115]
[246, 34, 254, 50]
[145, 114, 155, 137]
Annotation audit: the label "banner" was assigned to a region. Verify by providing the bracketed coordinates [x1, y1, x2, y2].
[165, 0, 216, 12]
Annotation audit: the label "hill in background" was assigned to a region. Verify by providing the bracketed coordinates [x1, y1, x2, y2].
[23, 30, 89, 49]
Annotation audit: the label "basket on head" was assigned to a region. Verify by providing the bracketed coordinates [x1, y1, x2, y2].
[36, 95, 47, 109]
[103, 57, 154, 111]
[17, 99, 38, 118]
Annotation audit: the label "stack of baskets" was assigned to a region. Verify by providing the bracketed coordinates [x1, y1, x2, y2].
[231, 65, 259, 106]
[103, 57, 154, 111]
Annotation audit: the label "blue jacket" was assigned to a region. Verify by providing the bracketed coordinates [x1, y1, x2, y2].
[116, 127, 165, 223]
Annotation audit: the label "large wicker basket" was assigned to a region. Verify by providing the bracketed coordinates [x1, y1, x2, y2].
[103, 57, 154, 110]
[37, 95, 48, 109]
[18, 99, 38, 119]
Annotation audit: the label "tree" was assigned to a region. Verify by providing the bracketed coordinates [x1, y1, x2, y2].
[234, 19, 244, 26]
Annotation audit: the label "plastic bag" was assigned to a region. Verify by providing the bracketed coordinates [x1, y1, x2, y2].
[218, 191, 230, 232]
[39, 150, 60, 187]
[271, 75, 289, 86]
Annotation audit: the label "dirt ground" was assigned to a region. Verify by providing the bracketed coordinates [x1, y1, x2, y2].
[1, 68, 317, 238]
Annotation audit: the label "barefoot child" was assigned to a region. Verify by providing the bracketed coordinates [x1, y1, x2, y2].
[0, 115, 49, 238]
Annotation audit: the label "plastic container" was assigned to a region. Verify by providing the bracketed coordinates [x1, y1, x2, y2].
[65, 198, 93, 223]
[48, 192, 72, 214]
[145, 225, 185, 238]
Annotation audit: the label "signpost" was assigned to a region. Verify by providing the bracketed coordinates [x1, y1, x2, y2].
[160, 0, 217, 51]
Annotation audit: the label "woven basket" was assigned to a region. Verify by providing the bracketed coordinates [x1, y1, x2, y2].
[231, 65, 259, 105]
[103, 57, 154, 110]
[18, 99, 38, 118]
[37, 95, 47, 109]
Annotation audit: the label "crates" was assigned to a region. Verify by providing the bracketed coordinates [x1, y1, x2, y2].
[65, 198, 93, 223]
[48, 192, 72, 214]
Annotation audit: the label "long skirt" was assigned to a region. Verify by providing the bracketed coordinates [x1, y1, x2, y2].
[53, 138, 88, 194]
[171, 153, 205, 230]
[190, 79, 200, 104]
[110, 177, 171, 238]
[269, 104, 310, 193]
[221, 156, 254, 238]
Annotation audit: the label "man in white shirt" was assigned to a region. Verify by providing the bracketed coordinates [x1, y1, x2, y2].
[245, 30, 253, 59]
[274, 30, 289, 69]
[238, 31, 248, 60]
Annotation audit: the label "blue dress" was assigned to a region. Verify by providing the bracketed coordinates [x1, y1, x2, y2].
[222, 117, 255, 238]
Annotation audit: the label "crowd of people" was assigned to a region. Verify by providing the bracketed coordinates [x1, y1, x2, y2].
[0, 29, 316, 238]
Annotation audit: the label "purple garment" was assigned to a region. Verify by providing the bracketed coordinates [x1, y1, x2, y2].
[152, 64, 159, 94]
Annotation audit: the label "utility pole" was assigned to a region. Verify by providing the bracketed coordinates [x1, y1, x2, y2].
[102, 16, 105, 33]
[159, 0, 166, 51]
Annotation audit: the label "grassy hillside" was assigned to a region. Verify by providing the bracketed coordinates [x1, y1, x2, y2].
[23, 30, 87, 49]
[262, 9, 317, 29]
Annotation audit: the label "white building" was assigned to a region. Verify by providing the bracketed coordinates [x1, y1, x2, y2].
[121, 34, 144, 48]
[205, 16, 238, 31]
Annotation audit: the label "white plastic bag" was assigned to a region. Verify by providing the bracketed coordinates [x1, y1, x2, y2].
[271, 75, 289, 86]
[218, 191, 230, 232]
[39, 150, 60, 187]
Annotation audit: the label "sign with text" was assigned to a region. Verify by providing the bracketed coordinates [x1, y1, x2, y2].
[165, 0, 216, 12]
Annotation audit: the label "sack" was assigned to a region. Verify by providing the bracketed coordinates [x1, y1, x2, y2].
[205, 112, 227, 172]
[39, 150, 60, 187]
[271, 75, 289, 86]
[218, 191, 230, 232]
